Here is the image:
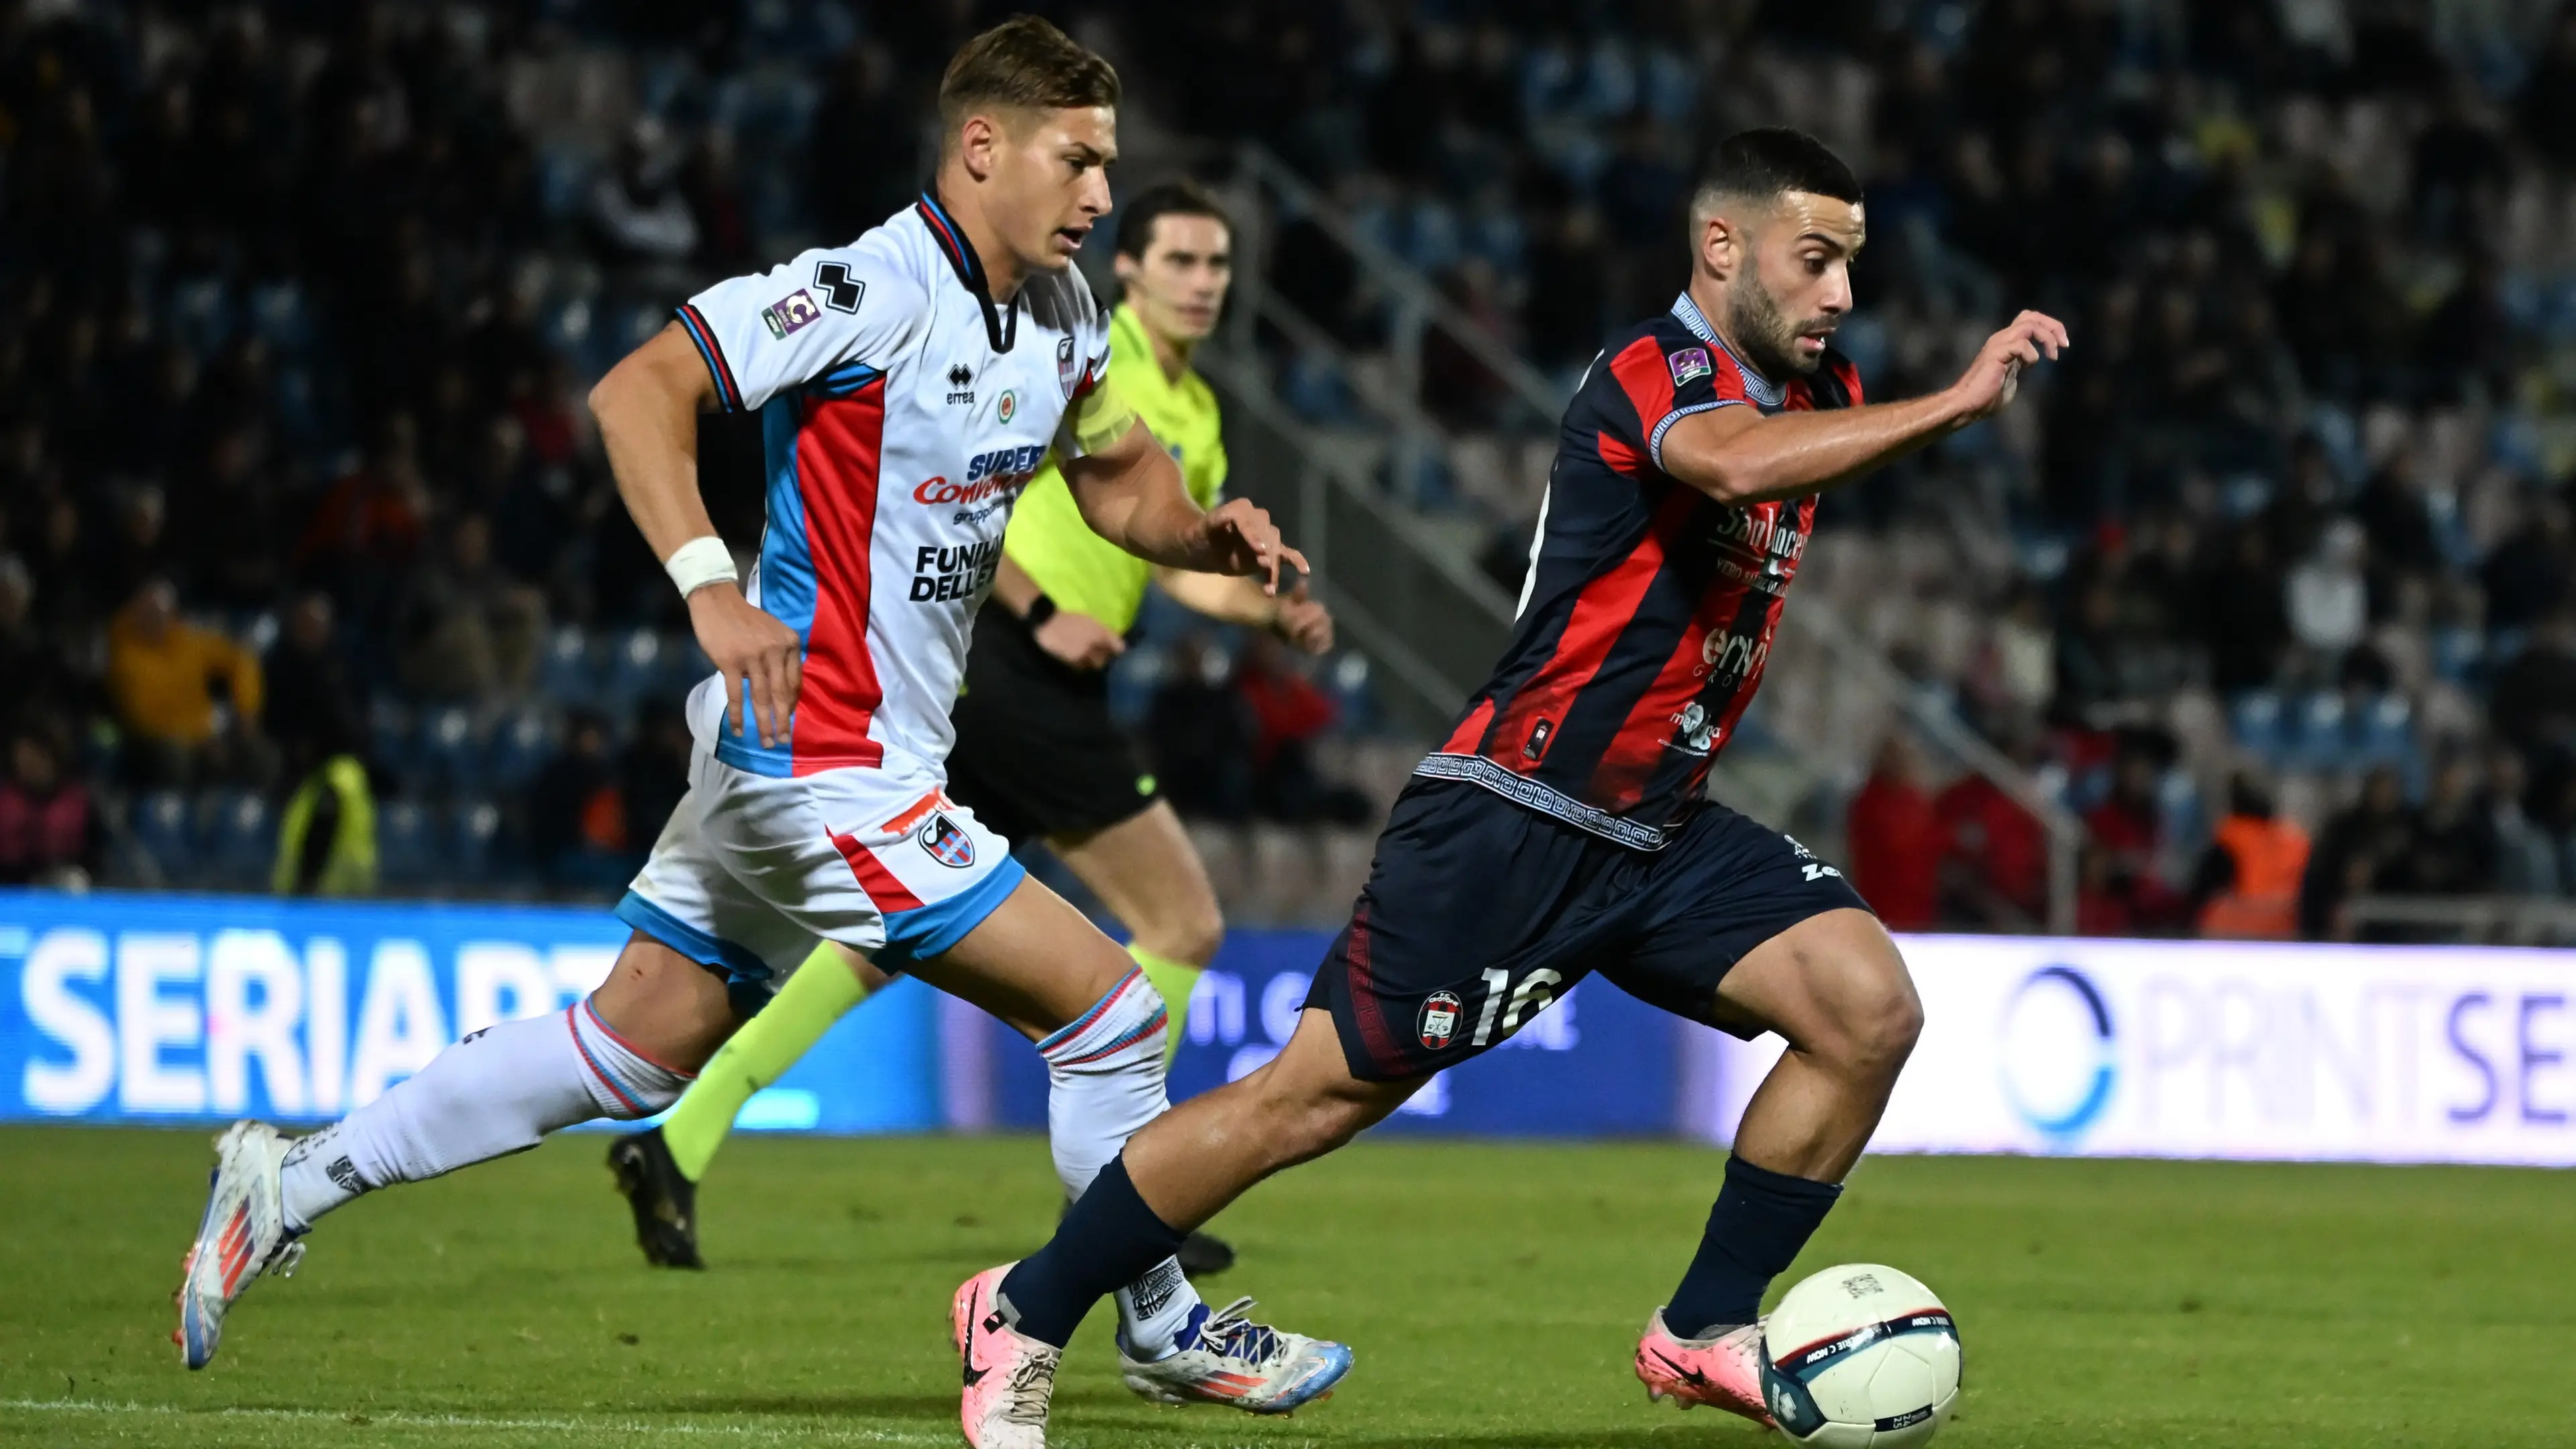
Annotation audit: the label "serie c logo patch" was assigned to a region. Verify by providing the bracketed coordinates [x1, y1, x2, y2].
[1417, 990, 1464, 1051]
[761, 289, 822, 339]
[1668, 346, 1713, 386]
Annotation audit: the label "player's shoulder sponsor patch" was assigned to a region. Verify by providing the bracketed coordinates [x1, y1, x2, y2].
[1667, 345, 1713, 386]
[761, 288, 823, 339]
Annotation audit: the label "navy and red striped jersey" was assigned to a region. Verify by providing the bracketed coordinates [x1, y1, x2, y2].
[1421, 292, 1862, 849]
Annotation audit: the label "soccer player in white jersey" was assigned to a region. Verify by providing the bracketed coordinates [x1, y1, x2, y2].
[170, 17, 1352, 1427]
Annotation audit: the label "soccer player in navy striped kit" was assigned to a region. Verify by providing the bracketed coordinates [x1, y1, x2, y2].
[950, 127, 2069, 1446]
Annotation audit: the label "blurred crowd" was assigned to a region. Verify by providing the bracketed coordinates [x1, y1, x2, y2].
[1144, 0, 2576, 935]
[7, 0, 2575, 938]
[0, 1, 1384, 896]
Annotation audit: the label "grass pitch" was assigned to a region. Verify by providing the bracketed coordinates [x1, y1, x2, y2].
[1, 1126, 2569, 1448]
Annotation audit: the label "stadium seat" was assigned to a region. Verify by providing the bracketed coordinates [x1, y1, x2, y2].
[2229, 690, 2285, 761]
[486, 710, 555, 791]
[132, 790, 195, 884]
[368, 698, 412, 788]
[245, 280, 314, 355]
[2432, 625, 2484, 684]
[659, 633, 713, 699]
[376, 802, 433, 887]
[540, 625, 595, 704]
[604, 628, 664, 710]
[416, 707, 482, 793]
[2355, 694, 2415, 763]
[451, 798, 504, 884]
[1327, 652, 1381, 734]
[2290, 691, 2349, 770]
[201, 791, 276, 888]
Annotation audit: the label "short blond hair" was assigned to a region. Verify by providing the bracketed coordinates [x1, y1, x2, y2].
[938, 15, 1120, 146]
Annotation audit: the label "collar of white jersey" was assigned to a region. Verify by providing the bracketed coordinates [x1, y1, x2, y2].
[915, 191, 1020, 354]
[1670, 291, 1782, 409]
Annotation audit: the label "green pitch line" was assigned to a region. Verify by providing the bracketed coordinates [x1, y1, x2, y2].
[1, 1126, 2569, 1448]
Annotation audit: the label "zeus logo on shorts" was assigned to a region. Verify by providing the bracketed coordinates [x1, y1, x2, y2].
[761, 289, 822, 339]
[919, 813, 976, 867]
[1417, 990, 1464, 1050]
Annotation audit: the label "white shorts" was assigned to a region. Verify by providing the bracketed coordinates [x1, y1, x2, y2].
[614, 735, 1023, 1011]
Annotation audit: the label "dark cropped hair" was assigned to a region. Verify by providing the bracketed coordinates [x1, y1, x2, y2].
[1116, 179, 1232, 260]
[937, 15, 1121, 139]
[1695, 127, 1863, 209]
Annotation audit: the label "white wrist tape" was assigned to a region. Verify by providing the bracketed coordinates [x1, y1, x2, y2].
[663, 536, 737, 598]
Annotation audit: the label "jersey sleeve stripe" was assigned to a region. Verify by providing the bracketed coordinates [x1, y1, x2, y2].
[675, 303, 746, 413]
[1647, 399, 1740, 473]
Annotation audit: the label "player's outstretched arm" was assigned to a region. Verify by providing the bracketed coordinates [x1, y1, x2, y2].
[1659, 310, 2068, 507]
[1061, 417, 1309, 594]
[590, 323, 804, 747]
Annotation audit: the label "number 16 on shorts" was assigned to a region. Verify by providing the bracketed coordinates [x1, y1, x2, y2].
[1419, 967, 1562, 1052]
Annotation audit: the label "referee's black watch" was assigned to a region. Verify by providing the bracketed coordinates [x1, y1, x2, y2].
[1021, 593, 1058, 632]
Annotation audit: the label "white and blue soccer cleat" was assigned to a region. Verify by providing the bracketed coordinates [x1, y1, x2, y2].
[1118, 1296, 1352, 1414]
[173, 1120, 306, 1369]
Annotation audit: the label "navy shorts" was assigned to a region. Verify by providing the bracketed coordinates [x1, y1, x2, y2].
[1304, 777, 1872, 1081]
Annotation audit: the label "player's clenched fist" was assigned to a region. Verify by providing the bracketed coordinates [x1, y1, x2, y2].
[1198, 496, 1311, 595]
[688, 583, 805, 747]
[1947, 309, 2070, 423]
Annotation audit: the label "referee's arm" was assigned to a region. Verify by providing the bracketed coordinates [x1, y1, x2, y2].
[1157, 568, 1334, 655]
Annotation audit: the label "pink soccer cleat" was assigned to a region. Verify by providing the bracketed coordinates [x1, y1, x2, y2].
[1633, 1308, 1776, 1428]
[953, 1265, 1061, 1449]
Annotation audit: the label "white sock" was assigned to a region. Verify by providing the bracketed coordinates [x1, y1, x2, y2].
[278, 1001, 691, 1231]
[1039, 968, 1202, 1358]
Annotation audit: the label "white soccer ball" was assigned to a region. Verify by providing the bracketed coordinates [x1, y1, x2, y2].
[1760, 1263, 1962, 1448]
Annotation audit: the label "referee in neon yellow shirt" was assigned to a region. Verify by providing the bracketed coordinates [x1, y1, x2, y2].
[610, 182, 1332, 1275]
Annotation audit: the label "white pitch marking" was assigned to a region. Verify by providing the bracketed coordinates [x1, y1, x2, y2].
[0, 1399, 947, 1444]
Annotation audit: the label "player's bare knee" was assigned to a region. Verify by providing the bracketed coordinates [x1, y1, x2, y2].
[1831, 970, 1923, 1083]
[1141, 901, 1225, 969]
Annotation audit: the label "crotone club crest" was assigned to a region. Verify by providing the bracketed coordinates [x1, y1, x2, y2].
[1056, 335, 1079, 398]
[918, 813, 977, 868]
[1417, 990, 1464, 1051]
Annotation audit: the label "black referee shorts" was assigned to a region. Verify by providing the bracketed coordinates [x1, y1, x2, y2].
[945, 606, 1162, 848]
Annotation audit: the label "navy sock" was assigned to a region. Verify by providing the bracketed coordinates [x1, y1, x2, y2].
[996, 1154, 1185, 1349]
[1664, 1155, 1843, 1339]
